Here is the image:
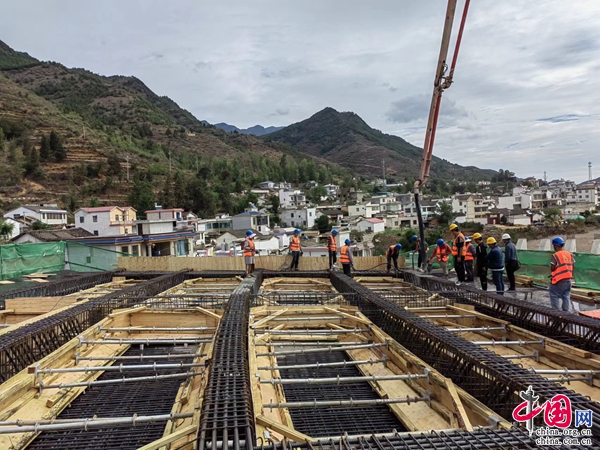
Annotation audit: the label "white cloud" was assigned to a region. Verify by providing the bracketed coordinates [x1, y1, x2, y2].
[2, 0, 600, 181]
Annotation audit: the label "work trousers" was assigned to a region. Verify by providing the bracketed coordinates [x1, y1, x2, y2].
[454, 259, 465, 282]
[387, 256, 399, 272]
[505, 260, 518, 291]
[290, 251, 300, 270]
[478, 268, 488, 291]
[328, 251, 337, 269]
[549, 279, 572, 312]
[342, 264, 352, 277]
[427, 257, 448, 275]
[491, 269, 505, 295]
[464, 260, 474, 282]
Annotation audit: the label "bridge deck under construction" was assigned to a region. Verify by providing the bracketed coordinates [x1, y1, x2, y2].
[0, 268, 597, 449]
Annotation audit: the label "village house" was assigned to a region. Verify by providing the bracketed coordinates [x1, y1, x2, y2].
[280, 206, 317, 229]
[355, 217, 385, 234]
[74, 206, 137, 237]
[4, 204, 68, 226]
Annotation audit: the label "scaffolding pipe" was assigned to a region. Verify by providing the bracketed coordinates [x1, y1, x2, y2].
[0, 413, 194, 434]
[503, 351, 539, 362]
[255, 328, 370, 335]
[257, 342, 388, 357]
[532, 369, 600, 376]
[36, 362, 206, 375]
[79, 338, 211, 346]
[270, 316, 342, 322]
[264, 393, 431, 409]
[99, 326, 217, 332]
[255, 341, 364, 347]
[420, 314, 476, 319]
[472, 339, 544, 347]
[260, 371, 430, 385]
[446, 326, 506, 333]
[39, 371, 202, 391]
[257, 358, 387, 371]
[75, 353, 204, 363]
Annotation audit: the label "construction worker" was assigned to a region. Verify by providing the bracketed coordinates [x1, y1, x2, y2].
[463, 237, 476, 282]
[386, 243, 402, 273]
[426, 239, 452, 276]
[327, 229, 339, 270]
[412, 235, 427, 268]
[243, 230, 256, 277]
[340, 238, 354, 276]
[485, 237, 504, 295]
[473, 233, 488, 291]
[289, 229, 302, 271]
[449, 224, 466, 282]
[502, 233, 519, 291]
[549, 236, 575, 312]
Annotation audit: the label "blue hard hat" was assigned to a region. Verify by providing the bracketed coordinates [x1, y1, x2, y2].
[437, 239, 445, 246]
[332, 229, 338, 235]
[294, 229, 301, 234]
[245, 230, 253, 236]
[396, 244, 402, 250]
[412, 235, 418, 241]
[345, 239, 351, 245]
[552, 236, 565, 246]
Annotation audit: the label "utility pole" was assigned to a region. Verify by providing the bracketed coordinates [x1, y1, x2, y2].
[589, 161, 593, 181]
[382, 159, 386, 190]
[126, 154, 130, 182]
[544, 171, 547, 183]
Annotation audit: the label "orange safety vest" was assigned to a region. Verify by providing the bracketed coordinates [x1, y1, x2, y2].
[463, 243, 475, 261]
[340, 245, 351, 264]
[327, 235, 337, 252]
[433, 244, 451, 262]
[551, 250, 574, 284]
[386, 245, 399, 259]
[452, 232, 465, 256]
[243, 239, 255, 257]
[290, 235, 301, 251]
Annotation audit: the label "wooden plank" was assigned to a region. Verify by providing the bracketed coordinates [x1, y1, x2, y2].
[254, 324, 286, 344]
[322, 307, 371, 325]
[194, 306, 222, 320]
[137, 425, 196, 450]
[256, 415, 313, 443]
[444, 378, 474, 431]
[109, 305, 147, 318]
[252, 309, 289, 329]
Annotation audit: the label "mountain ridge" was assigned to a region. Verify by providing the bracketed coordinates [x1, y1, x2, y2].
[214, 122, 285, 136]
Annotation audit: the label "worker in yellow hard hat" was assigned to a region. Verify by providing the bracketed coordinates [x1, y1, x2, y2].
[472, 233, 488, 291]
[485, 237, 504, 295]
[449, 224, 466, 282]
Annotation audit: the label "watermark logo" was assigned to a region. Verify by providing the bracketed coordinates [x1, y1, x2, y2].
[512, 386, 593, 447]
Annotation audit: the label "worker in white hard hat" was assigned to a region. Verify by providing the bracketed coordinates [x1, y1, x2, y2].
[502, 233, 519, 291]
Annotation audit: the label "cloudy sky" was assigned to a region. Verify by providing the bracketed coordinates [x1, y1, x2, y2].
[2, 0, 600, 182]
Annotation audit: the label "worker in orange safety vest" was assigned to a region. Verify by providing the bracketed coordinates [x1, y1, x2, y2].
[463, 237, 476, 282]
[289, 229, 302, 271]
[549, 236, 575, 312]
[243, 230, 256, 277]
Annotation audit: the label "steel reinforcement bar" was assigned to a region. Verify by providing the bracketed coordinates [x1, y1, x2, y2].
[402, 270, 600, 352]
[330, 272, 600, 436]
[197, 272, 263, 450]
[0, 270, 188, 382]
[0, 271, 120, 309]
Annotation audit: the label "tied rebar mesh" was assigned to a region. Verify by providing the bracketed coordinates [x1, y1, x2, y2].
[0, 270, 189, 382]
[27, 345, 197, 450]
[402, 270, 600, 352]
[330, 272, 600, 437]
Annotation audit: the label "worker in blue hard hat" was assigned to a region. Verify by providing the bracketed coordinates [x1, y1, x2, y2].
[426, 239, 452, 276]
[549, 236, 575, 312]
[327, 229, 339, 270]
[340, 238, 354, 276]
[243, 230, 256, 277]
[386, 243, 402, 273]
[289, 229, 302, 271]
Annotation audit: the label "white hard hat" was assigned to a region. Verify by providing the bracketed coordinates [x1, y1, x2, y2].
[502, 233, 511, 240]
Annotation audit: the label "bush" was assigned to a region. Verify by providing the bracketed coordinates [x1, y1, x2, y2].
[461, 221, 484, 232]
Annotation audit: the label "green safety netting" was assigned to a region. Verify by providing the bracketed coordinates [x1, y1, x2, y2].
[66, 242, 130, 273]
[0, 242, 66, 280]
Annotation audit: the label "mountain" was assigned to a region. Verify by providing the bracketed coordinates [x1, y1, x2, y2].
[214, 122, 285, 136]
[264, 107, 497, 181]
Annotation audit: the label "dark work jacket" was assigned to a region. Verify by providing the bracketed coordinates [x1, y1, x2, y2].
[486, 246, 504, 270]
[475, 243, 488, 268]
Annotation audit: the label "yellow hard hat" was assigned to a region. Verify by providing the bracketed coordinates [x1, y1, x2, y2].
[473, 232, 482, 240]
[486, 237, 497, 245]
[449, 224, 458, 231]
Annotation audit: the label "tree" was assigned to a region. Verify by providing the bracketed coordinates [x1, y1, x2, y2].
[0, 220, 14, 241]
[49, 131, 67, 162]
[25, 147, 41, 175]
[269, 195, 280, 214]
[308, 186, 327, 204]
[39, 135, 51, 161]
[128, 179, 155, 218]
[316, 214, 331, 233]
[89, 197, 99, 207]
[31, 220, 51, 230]
[433, 201, 456, 225]
[107, 154, 122, 177]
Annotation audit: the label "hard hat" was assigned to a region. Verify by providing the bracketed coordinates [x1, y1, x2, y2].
[449, 224, 458, 231]
[486, 237, 497, 245]
[294, 229, 301, 234]
[502, 233, 511, 240]
[552, 236, 565, 246]
[345, 238, 351, 245]
[332, 229, 338, 235]
[395, 244, 402, 250]
[245, 230, 253, 237]
[437, 239, 445, 246]
[465, 237, 471, 242]
[473, 233, 482, 240]
[412, 235, 418, 241]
